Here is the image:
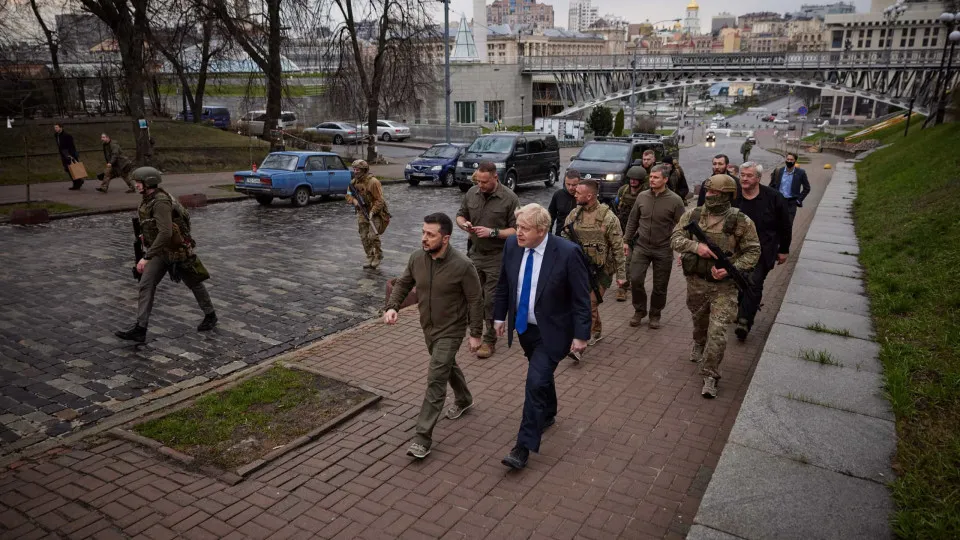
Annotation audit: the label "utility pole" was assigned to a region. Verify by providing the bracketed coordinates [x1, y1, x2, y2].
[442, 0, 451, 143]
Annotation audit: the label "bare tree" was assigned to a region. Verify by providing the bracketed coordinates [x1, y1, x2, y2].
[327, 0, 432, 161]
[27, 0, 62, 75]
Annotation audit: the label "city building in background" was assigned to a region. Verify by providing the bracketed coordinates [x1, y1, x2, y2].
[487, 0, 554, 29]
[683, 0, 702, 36]
[711, 12, 738, 35]
[569, 0, 600, 32]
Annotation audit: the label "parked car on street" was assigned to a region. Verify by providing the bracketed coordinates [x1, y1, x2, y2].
[237, 110, 298, 136]
[359, 120, 411, 142]
[175, 106, 231, 129]
[773, 118, 790, 126]
[454, 132, 560, 192]
[405, 143, 467, 187]
[712, 114, 725, 121]
[303, 122, 365, 144]
[233, 151, 352, 207]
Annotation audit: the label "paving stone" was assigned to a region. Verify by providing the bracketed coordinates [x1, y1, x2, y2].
[788, 269, 865, 296]
[774, 303, 874, 341]
[794, 258, 861, 279]
[763, 324, 882, 374]
[783, 283, 870, 316]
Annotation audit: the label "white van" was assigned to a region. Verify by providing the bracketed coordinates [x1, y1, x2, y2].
[237, 110, 298, 135]
[773, 118, 790, 126]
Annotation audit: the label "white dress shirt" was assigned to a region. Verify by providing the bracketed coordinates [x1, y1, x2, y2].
[495, 235, 549, 327]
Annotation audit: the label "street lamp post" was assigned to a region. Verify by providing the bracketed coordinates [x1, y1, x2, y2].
[935, 13, 960, 125]
[882, 1, 907, 87]
[520, 95, 525, 132]
[927, 11, 959, 127]
[440, 0, 451, 143]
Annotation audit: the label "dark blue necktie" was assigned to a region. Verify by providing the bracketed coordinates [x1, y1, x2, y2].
[516, 248, 534, 335]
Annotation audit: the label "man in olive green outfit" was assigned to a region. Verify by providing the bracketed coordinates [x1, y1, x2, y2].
[671, 175, 760, 398]
[97, 133, 135, 193]
[623, 165, 686, 329]
[385, 213, 483, 460]
[115, 167, 217, 343]
[348, 159, 390, 269]
[614, 165, 648, 302]
[562, 179, 626, 350]
[456, 162, 520, 359]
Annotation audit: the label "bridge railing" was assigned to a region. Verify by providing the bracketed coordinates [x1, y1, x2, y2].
[520, 49, 950, 72]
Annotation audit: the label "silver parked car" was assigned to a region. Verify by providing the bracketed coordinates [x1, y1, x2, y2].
[303, 122, 364, 144]
[359, 120, 411, 142]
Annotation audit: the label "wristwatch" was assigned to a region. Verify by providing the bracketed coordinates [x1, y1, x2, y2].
[489, 228, 498, 238]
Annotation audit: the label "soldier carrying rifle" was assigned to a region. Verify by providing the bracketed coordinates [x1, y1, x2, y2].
[346, 160, 390, 270]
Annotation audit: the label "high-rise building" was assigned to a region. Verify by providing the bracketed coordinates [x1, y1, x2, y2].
[683, 0, 702, 36]
[711, 12, 737, 35]
[487, 0, 554, 28]
[569, 0, 599, 32]
[797, 2, 856, 19]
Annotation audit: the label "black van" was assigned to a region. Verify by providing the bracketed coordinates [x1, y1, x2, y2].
[455, 132, 561, 192]
[568, 135, 676, 204]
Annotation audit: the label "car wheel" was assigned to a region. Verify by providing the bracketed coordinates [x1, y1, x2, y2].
[255, 195, 273, 206]
[291, 186, 310, 207]
[408, 177, 420, 187]
[458, 183, 471, 193]
[333, 135, 344, 144]
[504, 172, 518, 192]
[440, 171, 455, 187]
[544, 168, 558, 187]
[382, 133, 392, 142]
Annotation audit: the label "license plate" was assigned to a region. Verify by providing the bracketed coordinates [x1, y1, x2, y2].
[246, 178, 261, 184]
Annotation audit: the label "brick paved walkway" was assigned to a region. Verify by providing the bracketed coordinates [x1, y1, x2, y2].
[0, 146, 837, 539]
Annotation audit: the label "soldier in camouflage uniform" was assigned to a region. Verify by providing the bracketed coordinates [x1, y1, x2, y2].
[613, 165, 647, 301]
[115, 167, 217, 343]
[96, 133, 135, 193]
[671, 175, 760, 398]
[562, 179, 626, 350]
[347, 160, 390, 269]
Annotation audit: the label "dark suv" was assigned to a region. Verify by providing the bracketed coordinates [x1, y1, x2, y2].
[455, 132, 561, 192]
[569, 135, 676, 204]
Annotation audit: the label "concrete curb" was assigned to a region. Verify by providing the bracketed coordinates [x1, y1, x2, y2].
[689, 160, 896, 539]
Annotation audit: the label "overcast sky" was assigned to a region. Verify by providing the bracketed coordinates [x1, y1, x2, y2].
[432, 0, 873, 34]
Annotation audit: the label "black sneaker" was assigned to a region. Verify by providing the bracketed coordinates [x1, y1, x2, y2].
[544, 416, 556, 430]
[115, 324, 146, 343]
[502, 446, 529, 470]
[735, 319, 749, 341]
[197, 312, 218, 332]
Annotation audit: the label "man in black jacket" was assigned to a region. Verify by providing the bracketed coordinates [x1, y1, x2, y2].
[769, 152, 811, 225]
[54, 124, 83, 190]
[697, 154, 741, 207]
[548, 169, 579, 236]
[735, 161, 793, 341]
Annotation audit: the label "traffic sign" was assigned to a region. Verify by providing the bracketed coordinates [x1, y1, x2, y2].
[798, 106, 808, 115]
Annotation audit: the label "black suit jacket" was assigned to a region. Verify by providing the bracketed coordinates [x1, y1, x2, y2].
[493, 234, 592, 358]
[54, 132, 79, 167]
[770, 166, 811, 206]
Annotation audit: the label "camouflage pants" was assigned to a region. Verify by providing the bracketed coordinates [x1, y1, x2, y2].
[357, 214, 383, 264]
[590, 285, 608, 335]
[470, 252, 502, 344]
[685, 277, 738, 379]
[101, 163, 134, 191]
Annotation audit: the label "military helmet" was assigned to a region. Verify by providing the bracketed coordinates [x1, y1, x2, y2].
[626, 165, 648, 181]
[351, 159, 369, 171]
[704, 174, 737, 194]
[131, 166, 162, 188]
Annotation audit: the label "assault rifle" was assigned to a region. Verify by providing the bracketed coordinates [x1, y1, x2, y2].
[347, 187, 379, 238]
[131, 217, 144, 281]
[564, 222, 604, 305]
[683, 220, 757, 305]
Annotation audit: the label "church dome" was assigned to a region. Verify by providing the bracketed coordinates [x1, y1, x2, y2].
[687, 0, 699, 9]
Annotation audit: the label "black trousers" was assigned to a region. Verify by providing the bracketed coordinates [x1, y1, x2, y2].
[737, 263, 773, 328]
[516, 324, 562, 453]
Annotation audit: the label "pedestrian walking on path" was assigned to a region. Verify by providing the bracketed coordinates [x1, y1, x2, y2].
[347, 159, 390, 269]
[734, 162, 792, 341]
[456, 162, 520, 360]
[54, 123, 85, 190]
[769, 152, 811, 226]
[623, 165, 686, 329]
[495, 203, 591, 469]
[114, 167, 218, 344]
[97, 133, 135, 193]
[384, 213, 483, 460]
[671, 175, 760, 398]
[547, 169, 579, 236]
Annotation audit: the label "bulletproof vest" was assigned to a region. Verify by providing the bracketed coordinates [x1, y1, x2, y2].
[569, 204, 613, 269]
[139, 189, 193, 261]
[681, 207, 742, 280]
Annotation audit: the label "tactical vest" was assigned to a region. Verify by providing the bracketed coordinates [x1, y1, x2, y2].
[139, 189, 193, 262]
[681, 207, 741, 280]
[568, 204, 613, 270]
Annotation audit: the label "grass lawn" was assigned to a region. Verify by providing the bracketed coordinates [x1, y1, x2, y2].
[854, 122, 960, 537]
[0, 120, 270, 185]
[801, 131, 836, 142]
[0, 201, 81, 217]
[134, 366, 372, 470]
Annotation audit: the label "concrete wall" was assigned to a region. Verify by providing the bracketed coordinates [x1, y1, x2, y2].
[425, 64, 532, 127]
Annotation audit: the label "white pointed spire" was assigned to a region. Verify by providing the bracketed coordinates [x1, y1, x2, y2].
[451, 15, 480, 63]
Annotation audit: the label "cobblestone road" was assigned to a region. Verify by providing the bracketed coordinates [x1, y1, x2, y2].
[0, 182, 558, 452]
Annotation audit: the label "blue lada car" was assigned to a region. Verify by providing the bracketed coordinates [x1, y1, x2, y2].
[234, 151, 352, 207]
[404, 143, 467, 187]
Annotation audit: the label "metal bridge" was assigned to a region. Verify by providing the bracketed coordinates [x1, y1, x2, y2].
[520, 49, 959, 117]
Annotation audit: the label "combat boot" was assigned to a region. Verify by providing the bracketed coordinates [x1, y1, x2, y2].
[369, 257, 381, 270]
[197, 312, 218, 332]
[629, 312, 646, 327]
[690, 342, 705, 363]
[616, 288, 627, 302]
[735, 318, 750, 341]
[701, 376, 718, 399]
[115, 324, 147, 343]
[476, 343, 495, 359]
[648, 316, 661, 330]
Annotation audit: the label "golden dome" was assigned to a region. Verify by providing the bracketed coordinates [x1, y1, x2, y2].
[687, 0, 699, 9]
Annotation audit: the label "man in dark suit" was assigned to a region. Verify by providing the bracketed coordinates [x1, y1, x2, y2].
[494, 203, 592, 470]
[54, 123, 83, 190]
[769, 152, 811, 225]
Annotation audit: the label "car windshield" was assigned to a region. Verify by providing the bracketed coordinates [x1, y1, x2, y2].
[260, 154, 299, 171]
[576, 143, 630, 162]
[468, 136, 514, 153]
[421, 145, 460, 159]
